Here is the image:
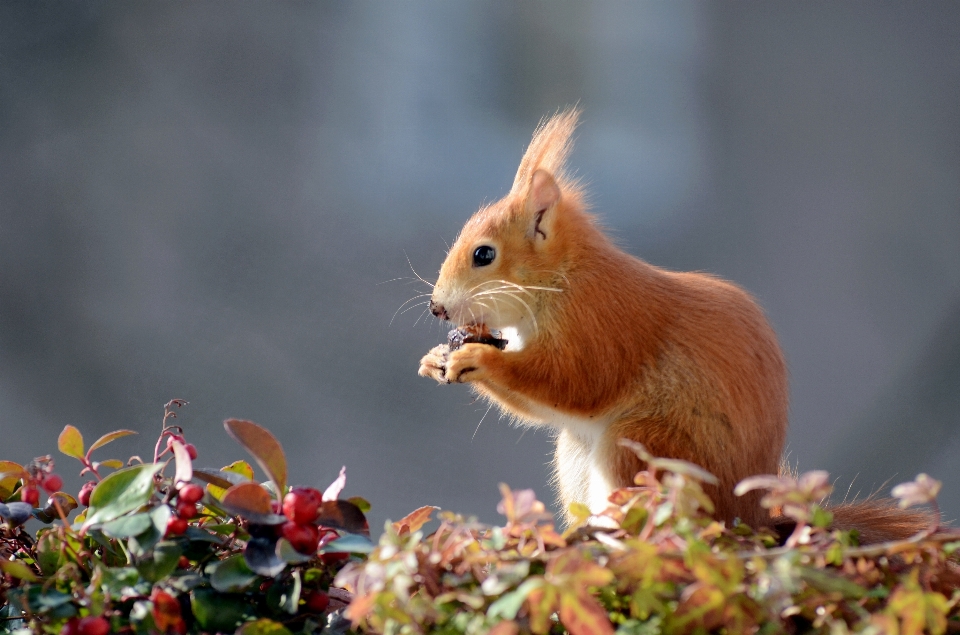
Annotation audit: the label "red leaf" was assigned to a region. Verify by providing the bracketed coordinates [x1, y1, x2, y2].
[151, 588, 184, 633]
[224, 419, 287, 497]
[317, 500, 369, 536]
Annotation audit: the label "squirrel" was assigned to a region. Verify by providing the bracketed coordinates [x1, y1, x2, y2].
[418, 109, 933, 543]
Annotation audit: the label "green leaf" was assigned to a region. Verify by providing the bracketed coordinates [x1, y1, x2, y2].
[321, 533, 375, 554]
[83, 463, 164, 529]
[88, 429, 137, 454]
[275, 570, 301, 615]
[207, 554, 258, 593]
[101, 512, 153, 538]
[488, 579, 543, 621]
[0, 559, 38, 582]
[35, 531, 62, 576]
[190, 588, 249, 633]
[98, 566, 146, 600]
[58, 425, 85, 460]
[136, 541, 182, 582]
[278, 538, 315, 564]
[237, 619, 294, 635]
[128, 505, 171, 558]
[98, 459, 125, 470]
[33, 492, 79, 523]
[224, 419, 287, 498]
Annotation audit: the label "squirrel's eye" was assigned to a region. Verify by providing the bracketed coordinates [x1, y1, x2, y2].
[473, 245, 496, 267]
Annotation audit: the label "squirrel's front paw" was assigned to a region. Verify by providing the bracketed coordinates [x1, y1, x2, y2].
[445, 343, 493, 384]
[418, 344, 451, 383]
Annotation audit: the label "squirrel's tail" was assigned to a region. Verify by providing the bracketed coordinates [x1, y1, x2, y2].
[828, 499, 938, 544]
[771, 500, 938, 545]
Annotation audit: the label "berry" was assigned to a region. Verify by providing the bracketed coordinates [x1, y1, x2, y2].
[78, 617, 110, 635]
[78, 482, 96, 507]
[20, 486, 39, 507]
[176, 501, 197, 520]
[178, 483, 204, 505]
[42, 473, 63, 493]
[301, 589, 330, 613]
[184, 444, 198, 460]
[281, 521, 320, 554]
[60, 618, 81, 635]
[166, 517, 188, 537]
[178, 556, 190, 569]
[320, 551, 349, 565]
[282, 487, 321, 524]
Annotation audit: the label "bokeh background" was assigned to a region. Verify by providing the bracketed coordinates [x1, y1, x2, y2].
[2, 3, 959, 531]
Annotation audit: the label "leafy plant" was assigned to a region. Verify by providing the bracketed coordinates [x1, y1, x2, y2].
[339, 443, 960, 635]
[0, 401, 371, 635]
[3, 402, 960, 635]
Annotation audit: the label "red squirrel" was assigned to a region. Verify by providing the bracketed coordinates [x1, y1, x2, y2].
[418, 109, 932, 542]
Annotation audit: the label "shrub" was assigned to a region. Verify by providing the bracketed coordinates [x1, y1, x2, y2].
[2, 403, 959, 635]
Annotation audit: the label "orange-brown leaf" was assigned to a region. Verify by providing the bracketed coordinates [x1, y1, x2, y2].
[224, 419, 287, 496]
[221, 482, 274, 520]
[558, 590, 615, 635]
[392, 506, 439, 536]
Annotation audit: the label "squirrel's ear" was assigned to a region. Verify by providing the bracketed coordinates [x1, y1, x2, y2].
[525, 169, 561, 242]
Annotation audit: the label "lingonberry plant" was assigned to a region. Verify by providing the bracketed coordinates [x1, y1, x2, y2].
[0, 401, 371, 635]
[3, 402, 960, 635]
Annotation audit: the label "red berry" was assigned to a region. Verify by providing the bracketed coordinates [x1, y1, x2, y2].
[178, 483, 204, 505]
[166, 517, 188, 537]
[78, 616, 110, 635]
[320, 551, 349, 565]
[21, 486, 39, 507]
[301, 589, 330, 613]
[176, 501, 197, 520]
[78, 481, 96, 507]
[178, 556, 190, 569]
[42, 473, 63, 493]
[184, 444, 198, 460]
[259, 580, 274, 593]
[282, 487, 321, 524]
[281, 521, 320, 554]
[60, 618, 81, 635]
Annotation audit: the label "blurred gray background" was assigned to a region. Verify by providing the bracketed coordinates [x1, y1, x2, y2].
[2, 3, 959, 530]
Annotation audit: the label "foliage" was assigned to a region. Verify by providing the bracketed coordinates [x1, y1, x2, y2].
[3, 404, 960, 635]
[338, 443, 960, 635]
[0, 401, 370, 635]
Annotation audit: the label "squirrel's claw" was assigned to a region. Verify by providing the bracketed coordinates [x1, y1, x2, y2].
[419, 344, 451, 384]
[445, 343, 492, 384]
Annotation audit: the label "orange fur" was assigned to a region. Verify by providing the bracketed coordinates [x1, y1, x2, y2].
[417, 110, 926, 539]
[418, 109, 787, 528]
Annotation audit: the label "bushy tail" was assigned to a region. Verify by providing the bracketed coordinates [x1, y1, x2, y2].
[828, 499, 938, 545]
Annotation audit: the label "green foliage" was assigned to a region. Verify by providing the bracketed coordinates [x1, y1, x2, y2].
[3, 402, 960, 635]
[0, 401, 366, 635]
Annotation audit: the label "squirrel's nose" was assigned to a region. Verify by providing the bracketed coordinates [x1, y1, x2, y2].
[429, 300, 448, 321]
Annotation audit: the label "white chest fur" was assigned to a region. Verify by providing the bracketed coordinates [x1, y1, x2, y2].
[530, 405, 615, 516]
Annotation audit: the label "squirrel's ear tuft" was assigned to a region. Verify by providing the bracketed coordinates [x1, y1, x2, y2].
[511, 108, 580, 197]
[526, 169, 560, 242]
